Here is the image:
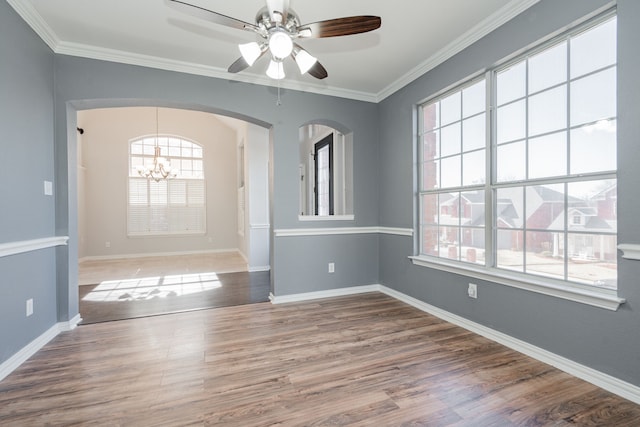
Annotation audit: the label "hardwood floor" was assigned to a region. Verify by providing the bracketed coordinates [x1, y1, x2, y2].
[78, 252, 269, 323]
[1, 293, 639, 426]
[78, 252, 249, 286]
[79, 270, 270, 324]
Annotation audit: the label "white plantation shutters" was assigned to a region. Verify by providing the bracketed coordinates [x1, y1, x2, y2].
[128, 136, 206, 236]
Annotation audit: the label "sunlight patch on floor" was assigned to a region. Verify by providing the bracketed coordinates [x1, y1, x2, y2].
[82, 272, 222, 302]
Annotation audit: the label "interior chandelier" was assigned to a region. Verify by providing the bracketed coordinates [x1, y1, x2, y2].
[137, 108, 178, 182]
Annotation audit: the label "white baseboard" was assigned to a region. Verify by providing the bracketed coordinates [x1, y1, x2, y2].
[249, 265, 271, 272]
[0, 316, 81, 382]
[269, 285, 380, 304]
[270, 284, 640, 405]
[58, 314, 82, 331]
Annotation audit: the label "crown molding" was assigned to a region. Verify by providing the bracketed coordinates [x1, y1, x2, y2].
[55, 41, 378, 103]
[375, 0, 541, 101]
[8, 0, 539, 103]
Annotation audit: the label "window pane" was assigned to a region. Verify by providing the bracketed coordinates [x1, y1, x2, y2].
[182, 145, 193, 158]
[461, 228, 484, 264]
[443, 228, 461, 260]
[439, 192, 457, 225]
[421, 225, 439, 256]
[423, 130, 439, 160]
[130, 156, 144, 175]
[528, 42, 567, 94]
[570, 68, 616, 127]
[567, 233, 617, 289]
[423, 102, 440, 132]
[423, 159, 439, 190]
[526, 184, 565, 230]
[168, 145, 180, 157]
[440, 123, 461, 157]
[496, 141, 526, 182]
[440, 92, 461, 126]
[143, 143, 155, 156]
[462, 80, 485, 118]
[192, 147, 203, 158]
[462, 150, 485, 186]
[421, 194, 438, 224]
[497, 187, 523, 229]
[461, 190, 485, 225]
[570, 17, 616, 79]
[131, 142, 143, 155]
[570, 121, 616, 174]
[496, 230, 524, 272]
[568, 180, 617, 233]
[440, 155, 461, 188]
[497, 61, 526, 105]
[528, 85, 567, 137]
[462, 114, 485, 152]
[525, 231, 564, 279]
[183, 159, 195, 174]
[528, 132, 567, 179]
[497, 100, 526, 144]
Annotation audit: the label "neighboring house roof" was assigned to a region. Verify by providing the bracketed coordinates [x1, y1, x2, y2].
[496, 200, 519, 228]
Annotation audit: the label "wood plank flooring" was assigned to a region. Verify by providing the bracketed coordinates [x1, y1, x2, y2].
[1, 293, 639, 426]
[79, 271, 270, 324]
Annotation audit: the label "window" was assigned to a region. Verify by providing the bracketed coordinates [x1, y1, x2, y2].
[128, 135, 206, 236]
[418, 14, 617, 291]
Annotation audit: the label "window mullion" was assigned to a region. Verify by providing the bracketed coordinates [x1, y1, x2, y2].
[486, 71, 495, 269]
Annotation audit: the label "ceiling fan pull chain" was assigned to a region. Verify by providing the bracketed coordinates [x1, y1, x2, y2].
[276, 79, 282, 106]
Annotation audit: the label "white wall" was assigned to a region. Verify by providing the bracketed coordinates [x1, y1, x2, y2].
[246, 125, 270, 271]
[77, 107, 239, 258]
[77, 130, 87, 258]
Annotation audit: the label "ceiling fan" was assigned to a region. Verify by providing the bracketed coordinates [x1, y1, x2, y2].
[166, 0, 381, 80]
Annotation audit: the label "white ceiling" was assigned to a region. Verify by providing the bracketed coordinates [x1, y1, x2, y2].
[9, 0, 539, 102]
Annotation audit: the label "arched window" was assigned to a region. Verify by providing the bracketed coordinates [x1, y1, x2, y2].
[128, 135, 206, 236]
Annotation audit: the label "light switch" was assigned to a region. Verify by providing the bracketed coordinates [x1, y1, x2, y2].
[44, 181, 53, 196]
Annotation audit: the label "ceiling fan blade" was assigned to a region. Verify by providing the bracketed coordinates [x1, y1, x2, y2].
[297, 15, 381, 38]
[307, 61, 328, 80]
[227, 48, 268, 73]
[228, 57, 250, 74]
[166, 0, 258, 32]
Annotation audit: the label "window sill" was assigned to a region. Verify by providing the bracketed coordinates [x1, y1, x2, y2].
[409, 256, 625, 311]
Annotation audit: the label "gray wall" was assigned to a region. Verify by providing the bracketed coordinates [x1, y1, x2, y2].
[0, 2, 57, 363]
[378, 0, 640, 387]
[51, 54, 380, 322]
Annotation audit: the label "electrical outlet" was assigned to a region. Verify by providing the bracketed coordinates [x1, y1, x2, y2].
[26, 299, 34, 317]
[468, 283, 478, 299]
[328, 262, 335, 273]
[105, 241, 111, 248]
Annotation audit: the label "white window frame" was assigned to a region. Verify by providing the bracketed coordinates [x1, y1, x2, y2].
[411, 10, 624, 311]
[128, 135, 206, 237]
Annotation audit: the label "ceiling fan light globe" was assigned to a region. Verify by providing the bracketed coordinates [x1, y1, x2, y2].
[239, 42, 262, 66]
[268, 30, 293, 60]
[266, 60, 285, 79]
[295, 50, 317, 74]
